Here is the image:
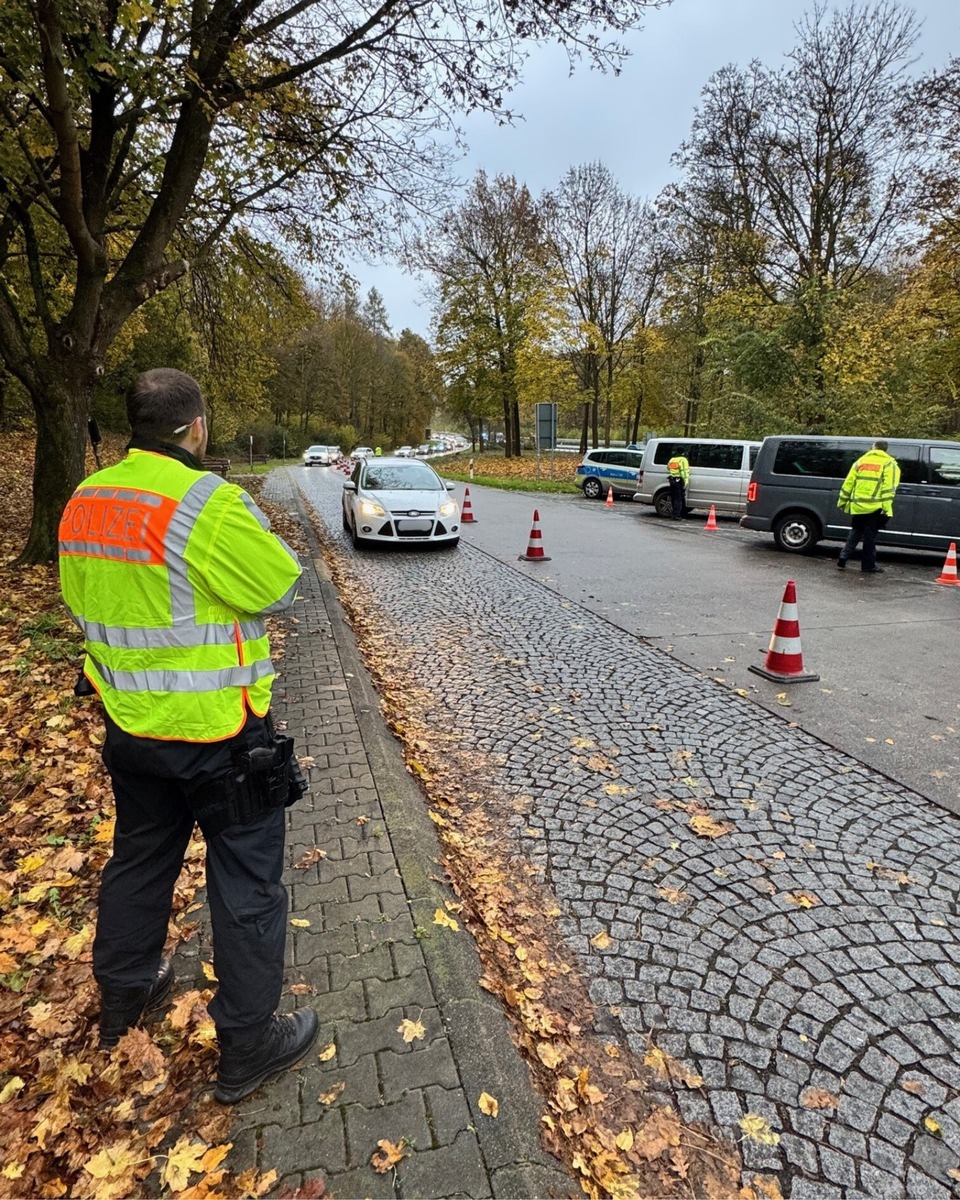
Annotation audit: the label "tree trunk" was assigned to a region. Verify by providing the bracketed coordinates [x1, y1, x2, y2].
[21, 364, 91, 563]
[511, 397, 522, 458]
[591, 370, 600, 448]
[579, 402, 589, 454]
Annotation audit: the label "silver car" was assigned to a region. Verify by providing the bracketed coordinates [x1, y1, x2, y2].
[342, 458, 460, 549]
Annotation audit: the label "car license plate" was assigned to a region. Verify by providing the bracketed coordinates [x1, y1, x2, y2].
[397, 519, 432, 534]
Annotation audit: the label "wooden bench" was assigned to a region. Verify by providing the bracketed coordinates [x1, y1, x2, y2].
[202, 457, 230, 477]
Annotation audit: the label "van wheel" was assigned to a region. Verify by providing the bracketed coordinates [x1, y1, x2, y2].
[773, 512, 821, 553]
[654, 491, 673, 518]
[582, 478, 603, 500]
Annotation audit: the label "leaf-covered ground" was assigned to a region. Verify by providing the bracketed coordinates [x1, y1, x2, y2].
[0, 432, 303, 1200]
[320, 537, 762, 1200]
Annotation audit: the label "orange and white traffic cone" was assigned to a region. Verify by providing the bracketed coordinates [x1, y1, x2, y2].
[935, 542, 960, 586]
[605, 486, 614, 508]
[749, 580, 819, 684]
[461, 487, 477, 524]
[518, 509, 551, 562]
[704, 505, 718, 531]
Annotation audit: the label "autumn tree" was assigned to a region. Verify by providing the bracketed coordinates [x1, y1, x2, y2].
[420, 172, 547, 456]
[543, 163, 664, 450]
[0, 0, 665, 561]
[670, 1, 921, 427]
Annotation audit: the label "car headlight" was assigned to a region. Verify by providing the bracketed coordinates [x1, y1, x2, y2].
[359, 499, 387, 518]
[439, 500, 457, 518]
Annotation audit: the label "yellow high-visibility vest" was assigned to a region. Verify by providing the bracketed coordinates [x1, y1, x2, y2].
[59, 449, 301, 741]
[667, 455, 690, 484]
[838, 450, 901, 517]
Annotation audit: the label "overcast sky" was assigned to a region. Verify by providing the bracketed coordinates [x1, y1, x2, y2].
[348, 0, 959, 341]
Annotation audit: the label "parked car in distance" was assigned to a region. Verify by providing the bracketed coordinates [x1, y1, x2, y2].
[395, 445, 414, 458]
[303, 444, 335, 467]
[415, 444, 432, 457]
[350, 446, 374, 461]
[575, 447, 645, 499]
[634, 437, 762, 517]
[341, 457, 460, 549]
[742, 435, 960, 553]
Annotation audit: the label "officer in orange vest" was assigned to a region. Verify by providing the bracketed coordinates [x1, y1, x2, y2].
[59, 369, 319, 1102]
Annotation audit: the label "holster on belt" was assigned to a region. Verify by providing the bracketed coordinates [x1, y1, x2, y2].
[189, 733, 308, 838]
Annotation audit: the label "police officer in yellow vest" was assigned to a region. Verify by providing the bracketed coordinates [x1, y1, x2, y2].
[667, 452, 690, 520]
[59, 369, 319, 1102]
[837, 439, 901, 574]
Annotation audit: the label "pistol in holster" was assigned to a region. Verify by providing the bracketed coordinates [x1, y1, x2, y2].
[189, 734, 309, 838]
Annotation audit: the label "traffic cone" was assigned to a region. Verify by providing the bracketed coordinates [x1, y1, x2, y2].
[935, 542, 960, 586]
[605, 486, 614, 508]
[704, 505, 718, 531]
[518, 509, 551, 562]
[461, 487, 477, 524]
[748, 580, 819, 684]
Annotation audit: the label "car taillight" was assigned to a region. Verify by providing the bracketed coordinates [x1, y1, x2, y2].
[747, 481, 758, 502]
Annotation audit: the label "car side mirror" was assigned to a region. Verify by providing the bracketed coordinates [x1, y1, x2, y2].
[445, 481, 455, 491]
[343, 480, 357, 492]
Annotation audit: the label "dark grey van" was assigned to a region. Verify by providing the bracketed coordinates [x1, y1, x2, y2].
[741, 436, 960, 553]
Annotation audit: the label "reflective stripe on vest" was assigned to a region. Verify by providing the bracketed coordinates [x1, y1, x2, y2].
[58, 451, 300, 741]
[86, 653, 275, 693]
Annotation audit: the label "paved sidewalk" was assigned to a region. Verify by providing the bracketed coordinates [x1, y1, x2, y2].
[214, 474, 570, 1199]
[292, 469, 960, 1200]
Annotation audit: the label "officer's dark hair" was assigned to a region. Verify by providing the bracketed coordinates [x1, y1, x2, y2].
[127, 369, 204, 440]
[874, 439, 888, 451]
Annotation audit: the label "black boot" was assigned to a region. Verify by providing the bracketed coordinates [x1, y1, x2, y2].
[99, 958, 175, 1048]
[214, 1008, 320, 1104]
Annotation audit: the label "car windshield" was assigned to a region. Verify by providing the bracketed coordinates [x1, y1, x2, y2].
[307, 446, 323, 453]
[362, 463, 441, 491]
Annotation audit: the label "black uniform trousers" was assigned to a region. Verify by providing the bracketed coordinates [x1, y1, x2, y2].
[94, 710, 287, 1038]
[668, 476, 686, 519]
[839, 508, 886, 571]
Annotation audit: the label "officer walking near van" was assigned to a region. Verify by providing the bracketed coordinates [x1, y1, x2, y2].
[836, 439, 901, 573]
[667, 452, 690, 519]
[59, 368, 319, 1102]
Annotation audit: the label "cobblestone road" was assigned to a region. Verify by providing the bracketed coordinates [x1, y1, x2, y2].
[299, 469, 960, 1199]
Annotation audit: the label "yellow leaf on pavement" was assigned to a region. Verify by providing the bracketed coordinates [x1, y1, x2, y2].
[787, 892, 820, 908]
[290, 918, 311, 928]
[433, 908, 459, 931]
[1, 1163, 25, 1181]
[201, 960, 218, 980]
[318, 1081, 346, 1106]
[84, 1143, 149, 1181]
[536, 1042, 564, 1069]
[318, 1043, 336, 1062]
[615, 1129, 634, 1151]
[590, 930, 613, 950]
[689, 814, 731, 839]
[371, 1139, 409, 1172]
[398, 1018, 426, 1043]
[479, 1092, 499, 1118]
[924, 1116, 942, 1137]
[160, 1138, 208, 1192]
[739, 1113, 780, 1145]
